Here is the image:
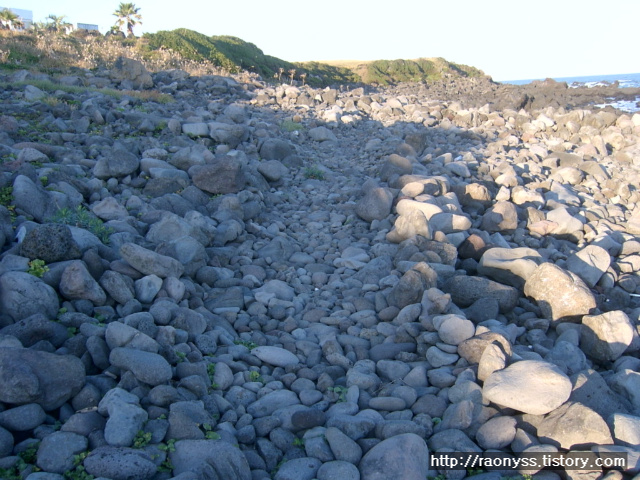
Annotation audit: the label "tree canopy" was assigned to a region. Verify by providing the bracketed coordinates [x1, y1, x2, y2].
[113, 2, 142, 37]
[45, 14, 72, 33]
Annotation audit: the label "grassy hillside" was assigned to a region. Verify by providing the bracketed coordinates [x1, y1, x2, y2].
[142, 29, 357, 86]
[324, 57, 485, 85]
[0, 27, 485, 87]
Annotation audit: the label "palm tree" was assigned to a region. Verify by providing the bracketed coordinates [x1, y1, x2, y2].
[113, 2, 142, 37]
[0, 8, 24, 30]
[45, 14, 72, 34]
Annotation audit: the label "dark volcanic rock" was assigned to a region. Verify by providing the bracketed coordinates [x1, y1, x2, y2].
[20, 223, 81, 263]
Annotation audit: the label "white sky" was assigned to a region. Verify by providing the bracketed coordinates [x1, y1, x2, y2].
[15, 0, 640, 81]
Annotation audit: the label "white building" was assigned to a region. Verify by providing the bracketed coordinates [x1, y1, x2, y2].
[0, 7, 32, 29]
[76, 23, 99, 31]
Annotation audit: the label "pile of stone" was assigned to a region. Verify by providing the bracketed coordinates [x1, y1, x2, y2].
[0, 58, 639, 480]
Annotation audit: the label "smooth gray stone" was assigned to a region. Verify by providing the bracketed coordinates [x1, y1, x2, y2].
[84, 446, 157, 480]
[0, 347, 85, 410]
[109, 347, 172, 386]
[359, 433, 429, 480]
[36, 431, 88, 475]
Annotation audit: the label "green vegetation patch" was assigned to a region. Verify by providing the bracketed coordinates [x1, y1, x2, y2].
[50, 205, 113, 244]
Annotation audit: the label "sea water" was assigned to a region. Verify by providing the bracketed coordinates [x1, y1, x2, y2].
[500, 73, 640, 112]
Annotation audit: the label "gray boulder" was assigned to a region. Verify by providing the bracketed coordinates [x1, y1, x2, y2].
[84, 446, 158, 480]
[483, 360, 572, 415]
[247, 390, 300, 418]
[260, 139, 293, 160]
[110, 56, 153, 89]
[359, 433, 429, 480]
[94, 149, 140, 179]
[59, 260, 107, 305]
[109, 347, 172, 386]
[388, 263, 437, 309]
[0, 347, 85, 410]
[610, 413, 640, 447]
[536, 402, 613, 449]
[99, 270, 135, 305]
[170, 439, 251, 480]
[570, 369, 632, 419]
[475, 416, 517, 449]
[257, 160, 289, 183]
[308, 126, 337, 142]
[24, 85, 46, 101]
[386, 210, 431, 243]
[208, 122, 249, 148]
[119, 242, 184, 278]
[190, 157, 246, 195]
[481, 201, 518, 232]
[36, 431, 88, 474]
[0, 313, 69, 348]
[0, 403, 46, 431]
[379, 154, 413, 182]
[12, 175, 53, 222]
[155, 236, 208, 277]
[251, 346, 300, 368]
[0, 425, 13, 457]
[524, 262, 597, 323]
[428, 212, 472, 234]
[0, 271, 59, 321]
[565, 244, 611, 288]
[442, 275, 519, 313]
[356, 187, 394, 222]
[547, 206, 584, 238]
[478, 247, 543, 289]
[580, 311, 634, 362]
[274, 457, 321, 480]
[182, 123, 209, 137]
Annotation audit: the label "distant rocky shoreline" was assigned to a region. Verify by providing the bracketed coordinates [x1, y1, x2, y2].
[0, 58, 640, 480]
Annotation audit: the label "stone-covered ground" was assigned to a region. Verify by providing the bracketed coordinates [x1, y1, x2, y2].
[1, 60, 640, 480]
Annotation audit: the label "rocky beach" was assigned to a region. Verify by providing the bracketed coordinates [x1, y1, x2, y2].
[1, 59, 640, 480]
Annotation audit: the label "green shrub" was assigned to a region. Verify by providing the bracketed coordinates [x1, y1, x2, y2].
[304, 166, 325, 180]
[27, 259, 49, 277]
[50, 205, 113, 244]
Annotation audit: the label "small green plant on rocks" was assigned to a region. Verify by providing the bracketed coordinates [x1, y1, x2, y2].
[207, 363, 219, 390]
[304, 166, 325, 180]
[27, 259, 49, 278]
[281, 119, 304, 132]
[64, 451, 93, 480]
[200, 423, 220, 440]
[50, 205, 113, 244]
[0, 153, 17, 164]
[133, 430, 152, 449]
[234, 339, 258, 350]
[0, 186, 13, 206]
[292, 437, 305, 448]
[0, 444, 41, 479]
[157, 439, 176, 473]
[327, 385, 347, 402]
[249, 370, 264, 383]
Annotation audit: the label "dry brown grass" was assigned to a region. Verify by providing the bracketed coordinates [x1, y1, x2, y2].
[0, 30, 232, 77]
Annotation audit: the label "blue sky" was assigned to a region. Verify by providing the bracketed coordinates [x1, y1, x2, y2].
[14, 0, 640, 81]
